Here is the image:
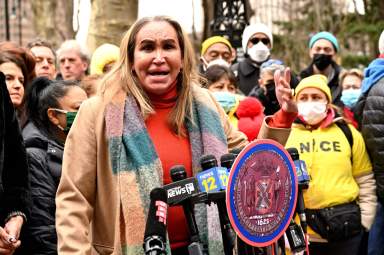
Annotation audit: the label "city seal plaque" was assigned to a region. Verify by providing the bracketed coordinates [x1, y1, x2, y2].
[226, 139, 298, 247]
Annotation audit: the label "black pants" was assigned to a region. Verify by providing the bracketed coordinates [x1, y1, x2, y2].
[309, 232, 364, 255]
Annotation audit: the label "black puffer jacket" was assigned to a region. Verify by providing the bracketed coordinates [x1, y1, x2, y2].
[359, 77, 384, 204]
[22, 122, 63, 255]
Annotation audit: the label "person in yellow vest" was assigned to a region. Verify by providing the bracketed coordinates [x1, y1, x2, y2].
[285, 74, 377, 255]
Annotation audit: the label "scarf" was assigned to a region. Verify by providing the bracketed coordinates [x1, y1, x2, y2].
[105, 85, 228, 254]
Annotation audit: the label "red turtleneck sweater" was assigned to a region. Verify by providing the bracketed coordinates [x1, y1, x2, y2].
[145, 82, 192, 250]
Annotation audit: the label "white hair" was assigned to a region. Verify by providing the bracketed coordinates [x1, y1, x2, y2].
[57, 39, 90, 63]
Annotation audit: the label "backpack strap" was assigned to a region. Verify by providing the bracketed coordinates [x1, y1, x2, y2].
[336, 121, 353, 162]
[336, 121, 353, 148]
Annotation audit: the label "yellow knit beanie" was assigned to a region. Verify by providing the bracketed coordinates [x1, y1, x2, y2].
[90, 43, 119, 75]
[295, 74, 332, 102]
[201, 36, 232, 56]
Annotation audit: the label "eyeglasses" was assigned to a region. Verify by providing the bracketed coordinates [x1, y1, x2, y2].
[51, 108, 68, 114]
[250, 37, 270, 45]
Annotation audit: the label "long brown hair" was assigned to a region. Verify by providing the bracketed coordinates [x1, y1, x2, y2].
[100, 16, 199, 136]
[0, 42, 36, 126]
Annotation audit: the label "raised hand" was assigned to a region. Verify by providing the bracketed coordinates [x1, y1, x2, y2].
[274, 67, 297, 113]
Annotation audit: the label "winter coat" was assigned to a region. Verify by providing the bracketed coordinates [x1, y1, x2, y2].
[232, 57, 261, 95]
[299, 62, 343, 106]
[0, 72, 30, 224]
[22, 122, 63, 255]
[55, 84, 292, 255]
[359, 76, 384, 204]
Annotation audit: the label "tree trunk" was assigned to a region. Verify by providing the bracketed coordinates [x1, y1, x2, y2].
[31, 0, 75, 48]
[87, 0, 138, 53]
[202, 0, 215, 40]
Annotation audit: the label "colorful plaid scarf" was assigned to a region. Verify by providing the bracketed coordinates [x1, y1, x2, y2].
[105, 85, 228, 254]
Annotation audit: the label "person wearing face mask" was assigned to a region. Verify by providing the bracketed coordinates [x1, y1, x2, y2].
[249, 59, 285, 115]
[199, 36, 235, 74]
[354, 30, 384, 255]
[20, 77, 87, 255]
[205, 64, 265, 141]
[231, 23, 273, 96]
[339, 69, 363, 128]
[300, 31, 344, 106]
[285, 74, 377, 255]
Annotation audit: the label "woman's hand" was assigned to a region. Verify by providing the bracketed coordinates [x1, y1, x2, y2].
[0, 216, 23, 255]
[274, 68, 297, 113]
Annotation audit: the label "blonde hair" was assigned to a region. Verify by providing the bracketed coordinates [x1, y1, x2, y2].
[99, 16, 199, 136]
[339, 68, 364, 86]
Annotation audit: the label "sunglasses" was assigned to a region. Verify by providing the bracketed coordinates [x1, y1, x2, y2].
[250, 37, 270, 45]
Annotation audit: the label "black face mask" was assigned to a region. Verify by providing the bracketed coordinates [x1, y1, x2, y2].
[312, 54, 333, 71]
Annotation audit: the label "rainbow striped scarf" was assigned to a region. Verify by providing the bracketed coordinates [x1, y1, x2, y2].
[105, 85, 228, 254]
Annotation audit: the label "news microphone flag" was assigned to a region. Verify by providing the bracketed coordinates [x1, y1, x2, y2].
[143, 187, 168, 255]
[196, 167, 228, 192]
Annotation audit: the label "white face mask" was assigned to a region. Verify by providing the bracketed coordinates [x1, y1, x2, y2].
[247, 42, 270, 63]
[201, 57, 231, 71]
[298, 102, 327, 125]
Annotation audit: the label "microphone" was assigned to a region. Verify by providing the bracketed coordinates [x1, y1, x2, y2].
[287, 148, 310, 189]
[220, 153, 236, 172]
[143, 187, 168, 255]
[170, 165, 203, 255]
[285, 219, 306, 253]
[287, 148, 308, 234]
[164, 165, 200, 205]
[197, 155, 228, 192]
[200, 155, 235, 255]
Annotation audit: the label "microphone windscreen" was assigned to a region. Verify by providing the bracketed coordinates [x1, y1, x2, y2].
[170, 165, 187, 182]
[144, 187, 168, 240]
[287, 147, 299, 161]
[220, 153, 236, 169]
[200, 154, 218, 170]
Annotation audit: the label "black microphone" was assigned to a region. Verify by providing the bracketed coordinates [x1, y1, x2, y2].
[170, 165, 203, 255]
[287, 148, 308, 234]
[201, 155, 235, 255]
[164, 165, 200, 206]
[143, 187, 168, 255]
[220, 153, 236, 172]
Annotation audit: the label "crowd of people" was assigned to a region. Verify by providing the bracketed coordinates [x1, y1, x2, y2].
[0, 14, 383, 255]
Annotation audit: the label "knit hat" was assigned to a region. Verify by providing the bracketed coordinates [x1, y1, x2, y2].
[379, 30, 384, 54]
[90, 43, 119, 75]
[295, 74, 332, 102]
[201, 36, 232, 56]
[309, 31, 339, 52]
[241, 23, 273, 53]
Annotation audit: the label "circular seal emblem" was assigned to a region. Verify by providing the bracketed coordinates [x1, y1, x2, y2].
[227, 139, 297, 247]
